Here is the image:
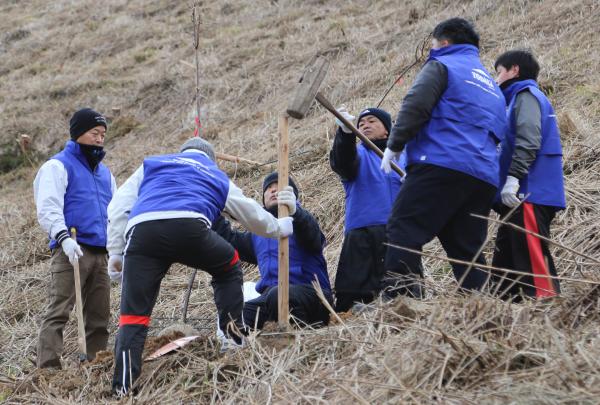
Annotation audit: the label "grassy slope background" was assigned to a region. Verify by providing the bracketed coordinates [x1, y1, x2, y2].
[1, 0, 599, 403]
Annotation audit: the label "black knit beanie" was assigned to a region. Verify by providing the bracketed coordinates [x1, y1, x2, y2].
[69, 108, 107, 140]
[357, 107, 392, 135]
[262, 172, 299, 198]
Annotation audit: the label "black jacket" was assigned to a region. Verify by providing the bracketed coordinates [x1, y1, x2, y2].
[212, 205, 325, 264]
[329, 128, 388, 181]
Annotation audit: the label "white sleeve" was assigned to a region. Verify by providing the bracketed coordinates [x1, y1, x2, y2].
[107, 166, 144, 255]
[223, 181, 281, 238]
[110, 173, 117, 194]
[33, 159, 68, 239]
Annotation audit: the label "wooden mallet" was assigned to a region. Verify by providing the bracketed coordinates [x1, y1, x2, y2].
[287, 56, 405, 177]
[223, 61, 331, 329]
[271, 56, 330, 328]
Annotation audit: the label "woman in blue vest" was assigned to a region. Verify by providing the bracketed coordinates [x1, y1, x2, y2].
[492, 50, 565, 300]
[380, 18, 507, 298]
[213, 172, 332, 329]
[329, 107, 405, 312]
[106, 139, 293, 395]
[33, 108, 115, 368]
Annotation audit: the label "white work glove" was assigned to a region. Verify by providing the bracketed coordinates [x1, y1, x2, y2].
[61, 238, 83, 266]
[335, 106, 355, 134]
[501, 175, 521, 208]
[277, 186, 297, 215]
[107, 254, 123, 282]
[277, 217, 294, 238]
[380, 148, 401, 174]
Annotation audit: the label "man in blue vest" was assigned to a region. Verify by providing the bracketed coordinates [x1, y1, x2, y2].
[491, 50, 565, 300]
[33, 108, 115, 368]
[329, 107, 405, 311]
[106, 138, 293, 395]
[380, 18, 507, 298]
[213, 172, 331, 328]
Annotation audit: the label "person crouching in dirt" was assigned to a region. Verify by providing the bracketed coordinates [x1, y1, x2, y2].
[33, 108, 115, 368]
[379, 18, 507, 299]
[106, 138, 293, 395]
[490, 50, 565, 300]
[329, 107, 405, 312]
[212, 172, 332, 329]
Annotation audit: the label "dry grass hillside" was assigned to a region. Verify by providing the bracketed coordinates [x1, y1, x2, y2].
[1, 0, 599, 403]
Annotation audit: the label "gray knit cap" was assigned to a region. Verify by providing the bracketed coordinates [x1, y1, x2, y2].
[179, 137, 216, 161]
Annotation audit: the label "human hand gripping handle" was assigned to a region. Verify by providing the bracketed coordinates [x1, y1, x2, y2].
[277, 186, 297, 216]
[108, 254, 123, 282]
[335, 106, 355, 134]
[501, 175, 521, 207]
[380, 148, 401, 174]
[61, 237, 83, 266]
[277, 217, 294, 238]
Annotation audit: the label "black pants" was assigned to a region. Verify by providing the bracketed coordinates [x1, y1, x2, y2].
[243, 284, 332, 329]
[112, 218, 243, 394]
[334, 225, 387, 312]
[491, 202, 560, 300]
[383, 164, 497, 297]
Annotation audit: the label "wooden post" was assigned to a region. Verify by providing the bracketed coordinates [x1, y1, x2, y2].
[18, 134, 31, 154]
[70, 228, 87, 362]
[215, 151, 261, 166]
[277, 113, 290, 328]
[192, 2, 203, 138]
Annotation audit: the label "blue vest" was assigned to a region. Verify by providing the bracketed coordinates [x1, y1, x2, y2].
[404, 44, 507, 186]
[49, 141, 113, 249]
[129, 152, 229, 223]
[251, 227, 330, 293]
[497, 80, 566, 209]
[343, 144, 405, 232]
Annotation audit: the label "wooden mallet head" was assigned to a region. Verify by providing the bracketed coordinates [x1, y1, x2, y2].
[286, 56, 329, 119]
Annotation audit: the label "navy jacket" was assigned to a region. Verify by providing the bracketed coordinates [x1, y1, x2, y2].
[213, 205, 331, 293]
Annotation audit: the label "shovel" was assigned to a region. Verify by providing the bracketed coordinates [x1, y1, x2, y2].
[70, 228, 87, 363]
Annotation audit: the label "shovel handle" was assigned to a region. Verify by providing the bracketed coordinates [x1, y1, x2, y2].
[70, 227, 87, 361]
[315, 92, 406, 177]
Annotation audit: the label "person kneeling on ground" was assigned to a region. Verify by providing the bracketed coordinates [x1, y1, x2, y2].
[213, 172, 332, 329]
[106, 138, 293, 395]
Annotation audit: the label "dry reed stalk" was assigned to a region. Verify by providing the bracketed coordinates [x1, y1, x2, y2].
[385, 242, 600, 286]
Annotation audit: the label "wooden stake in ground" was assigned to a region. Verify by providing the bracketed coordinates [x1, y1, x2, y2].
[70, 228, 87, 363]
[277, 113, 290, 328]
[192, 2, 203, 138]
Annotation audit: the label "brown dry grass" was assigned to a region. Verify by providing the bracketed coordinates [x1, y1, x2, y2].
[1, 0, 599, 403]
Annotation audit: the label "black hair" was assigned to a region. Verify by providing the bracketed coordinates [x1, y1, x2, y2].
[494, 49, 540, 81]
[432, 18, 479, 48]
